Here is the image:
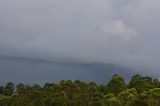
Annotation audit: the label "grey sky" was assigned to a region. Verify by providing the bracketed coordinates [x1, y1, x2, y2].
[0, 0, 160, 72]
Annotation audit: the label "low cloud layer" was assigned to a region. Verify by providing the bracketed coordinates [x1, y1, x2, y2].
[0, 0, 160, 72]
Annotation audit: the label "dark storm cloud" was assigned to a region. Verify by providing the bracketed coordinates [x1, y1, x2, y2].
[0, 0, 160, 72]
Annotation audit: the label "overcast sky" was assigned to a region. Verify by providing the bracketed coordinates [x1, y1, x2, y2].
[0, 0, 160, 72]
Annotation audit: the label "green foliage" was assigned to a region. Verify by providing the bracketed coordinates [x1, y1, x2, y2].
[106, 74, 126, 96]
[0, 74, 160, 106]
[3, 82, 14, 96]
[134, 91, 149, 106]
[117, 88, 137, 106]
[102, 93, 122, 106]
[148, 88, 160, 106]
[128, 74, 155, 93]
[0, 86, 4, 95]
[0, 96, 11, 106]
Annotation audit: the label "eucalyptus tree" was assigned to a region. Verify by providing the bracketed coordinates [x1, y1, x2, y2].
[106, 74, 126, 96]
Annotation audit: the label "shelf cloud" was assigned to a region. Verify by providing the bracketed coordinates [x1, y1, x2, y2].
[0, 0, 160, 72]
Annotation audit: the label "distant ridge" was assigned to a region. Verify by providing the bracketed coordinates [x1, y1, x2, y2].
[0, 56, 135, 84]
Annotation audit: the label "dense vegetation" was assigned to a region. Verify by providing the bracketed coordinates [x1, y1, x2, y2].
[0, 74, 160, 106]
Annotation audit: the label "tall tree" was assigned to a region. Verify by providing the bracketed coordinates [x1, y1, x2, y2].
[128, 74, 154, 93]
[3, 82, 14, 96]
[106, 74, 126, 96]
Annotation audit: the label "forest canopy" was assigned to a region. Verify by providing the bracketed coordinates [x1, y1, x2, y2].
[0, 74, 160, 106]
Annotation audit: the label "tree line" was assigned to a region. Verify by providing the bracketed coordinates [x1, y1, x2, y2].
[0, 74, 160, 106]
